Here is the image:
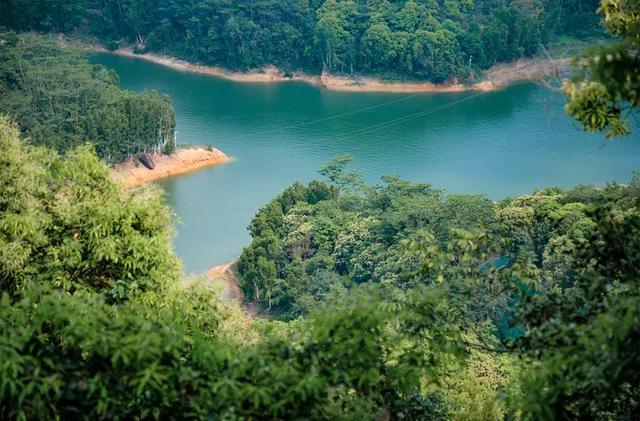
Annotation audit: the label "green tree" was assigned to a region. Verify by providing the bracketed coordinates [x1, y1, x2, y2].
[412, 28, 464, 82]
[564, 0, 640, 137]
[0, 32, 176, 163]
[2, 0, 602, 83]
[0, 116, 180, 302]
[514, 204, 640, 419]
[1, 115, 471, 419]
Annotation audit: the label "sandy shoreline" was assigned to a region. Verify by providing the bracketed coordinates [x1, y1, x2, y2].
[113, 146, 230, 188]
[96, 46, 571, 94]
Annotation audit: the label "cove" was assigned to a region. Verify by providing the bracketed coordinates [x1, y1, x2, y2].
[91, 53, 639, 274]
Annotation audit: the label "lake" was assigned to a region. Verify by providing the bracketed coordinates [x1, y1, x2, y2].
[92, 53, 639, 274]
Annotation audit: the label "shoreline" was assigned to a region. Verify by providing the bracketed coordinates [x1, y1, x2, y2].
[205, 260, 243, 304]
[113, 146, 230, 188]
[91, 45, 571, 94]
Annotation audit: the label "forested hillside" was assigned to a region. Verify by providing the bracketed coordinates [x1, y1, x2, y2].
[1, 1, 638, 419]
[0, 32, 176, 163]
[239, 156, 639, 319]
[2, 114, 637, 419]
[1, 0, 601, 82]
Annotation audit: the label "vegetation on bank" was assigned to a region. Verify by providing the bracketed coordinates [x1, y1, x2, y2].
[239, 158, 639, 322]
[1, 0, 602, 83]
[0, 1, 638, 419]
[2, 114, 638, 419]
[0, 31, 176, 163]
[0, 115, 513, 419]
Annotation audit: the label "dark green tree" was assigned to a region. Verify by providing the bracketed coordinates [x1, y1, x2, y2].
[564, 0, 640, 137]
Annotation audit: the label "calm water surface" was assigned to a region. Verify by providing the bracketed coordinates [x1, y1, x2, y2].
[92, 53, 639, 273]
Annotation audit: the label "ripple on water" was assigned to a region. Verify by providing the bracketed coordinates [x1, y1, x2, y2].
[91, 53, 640, 272]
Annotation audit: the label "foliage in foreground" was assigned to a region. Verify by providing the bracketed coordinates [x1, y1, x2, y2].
[2, 282, 467, 420]
[0, 116, 505, 420]
[0, 32, 176, 163]
[239, 155, 640, 419]
[564, 0, 640, 137]
[1, 110, 639, 419]
[514, 202, 640, 419]
[0, 116, 179, 302]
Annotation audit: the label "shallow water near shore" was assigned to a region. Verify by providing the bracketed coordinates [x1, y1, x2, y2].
[92, 53, 639, 274]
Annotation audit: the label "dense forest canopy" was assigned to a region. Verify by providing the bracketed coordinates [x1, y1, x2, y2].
[238, 156, 639, 321]
[1, 1, 639, 419]
[0, 32, 176, 163]
[1, 0, 601, 82]
[0, 116, 519, 419]
[2, 115, 638, 419]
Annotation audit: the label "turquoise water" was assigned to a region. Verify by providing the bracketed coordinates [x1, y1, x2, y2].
[92, 53, 639, 274]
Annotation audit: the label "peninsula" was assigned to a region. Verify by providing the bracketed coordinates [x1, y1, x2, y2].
[113, 146, 230, 188]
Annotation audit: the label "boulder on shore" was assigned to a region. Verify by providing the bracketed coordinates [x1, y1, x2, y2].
[138, 152, 155, 170]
